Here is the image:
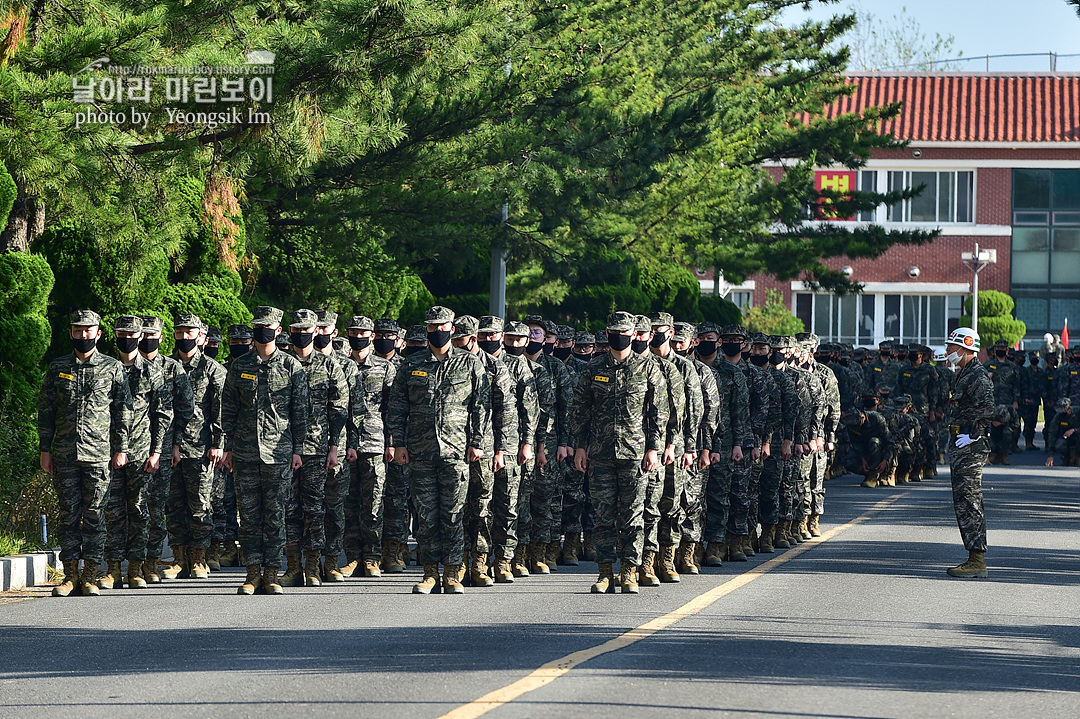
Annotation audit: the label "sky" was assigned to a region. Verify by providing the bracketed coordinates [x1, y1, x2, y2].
[782, 0, 1080, 70]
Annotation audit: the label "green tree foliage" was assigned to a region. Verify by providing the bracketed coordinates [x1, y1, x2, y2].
[959, 290, 1027, 347]
[744, 289, 805, 336]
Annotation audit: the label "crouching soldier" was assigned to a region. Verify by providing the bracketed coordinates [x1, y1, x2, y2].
[1045, 398, 1080, 467]
[842, 407, 894, 489]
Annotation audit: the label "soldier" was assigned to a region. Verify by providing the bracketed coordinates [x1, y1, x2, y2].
[222, 306, 310, 595]
[883, 394, 920, 483]
[842, 406, 893, 488]
[374, 318, 410, 568]
[1045, 397, 1080, 467]
[315, 310, 353, 582]
[387, 306, 490, 595]
[484, 319, 539, 582]
[166, 314, 227, 580]
[571, 311, 666, 594]
[594, 330, 609, 354]
[895, 344, 940, 481]
[933, 349, 955, 463]
[799, 333, 838, 537]
[984, 339, 1021, 462]
[279, 309, 348, 588]
[987, 404, 1016, 465]
[214, 324, 252, 567]
[39, 310, 133, 597]
[1020, 350, 1045, 451]
[569, 331, 595, 369]
[552, 325, 575, 362]
[775, 337, 813, 546]
[1058, 348, 1080, 412]
[374, 320, 402, 364]
[941, 328, 993, 578]
[747, 333, 786, 553]
[341, 315, 397, 578]
[1042, 351, 1063, 448]
[561, 330, 594, 564]
[787, 340, 825, 543]
[139, 315, 194, 584]
[865, 341, 901, 396]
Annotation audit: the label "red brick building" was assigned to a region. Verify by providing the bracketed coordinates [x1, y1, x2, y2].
[699, 73, 1080, 348]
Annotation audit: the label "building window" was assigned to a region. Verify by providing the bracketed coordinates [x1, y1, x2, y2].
[728, 291, 752, 310]
[887, 170, 974, 223]
[795, 292, 963, 347]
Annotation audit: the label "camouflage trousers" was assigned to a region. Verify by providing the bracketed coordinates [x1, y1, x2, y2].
[758, 454, 782, 527]
[409, 455, 469, 566]
[1019, 403, 1039, 443]
[747, 456, 763, 529]
[286, 455, 328, 552]
[804, 448, 826, 517]
[561, 460, 586, 535]
[491, 461, 522, 560]
[465, 456, 494, 555]
[104, 461, 152, 562]
[530, 436, 564, 544]
[793, 453, 812, 522]
[211, 468, 240, 545]
[1053, 434, 1080, 457]
[145, 464, 171, 558]
[582, 467, 595, 533]
[54, 461, 111, 563]
[343, 454, 385, 562]
[235, 461, 291, 568]
[644, 462, 685, 552]
[778, 456, 796, 521]
[590, 458, 648, 566]
[516, 451, 536, 546]
[989, 423, 1015, 456]
[918, 416, 936, 469]
[704, 449, 752, 542]
[847, 437, 889, 478]
[383, 461, 411, 545]
[947, 440, 988, 553]
[323, 459, 349, 561]
[679, 464, 706, 543]
[167, 456, 215, 549]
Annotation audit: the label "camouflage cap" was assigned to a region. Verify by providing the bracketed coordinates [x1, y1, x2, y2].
[315, 310, 338, 328]
[750, 332, 770, 346]
[878, 341, 893, 350]
[275, 332, 289, 347]
[672, 322, 694, 343]
[769, 335, 789, 350]
[840, 347, 852, 358]
[892, 394, 913, 407]
[634, 315, 652, 333]
[720, 323, 748, 338]
[478, 316, 504, 333]
[374, 318, 400, 334]
[425, 305, 455, 324]
[606, 311, 636, 333]
[696, 322, 719, 336]
[174, 313, 203, 330]
[523, 314, 545, 326]
[575, 331, 595, 344]
[252, 305, 284, 326]
[452, 315, 479, 338]
[70, 309, 101, 327]
[347, 315, 374, 331]
[993, 404, 1012, 422]
[504, 320, 530, 337]
[140, 315, 164, 333]
[781, 335, 797, 348]
[539, 319, 557, 335]
[228, 324, 253, 340]
[595, 329, 608, 344]
[853, 347, 867, 359]
[332, 337, 347, 352]
[207, 326, 222, 343]
[841, 411, 865, 428]
[894, 343, 908, 353]
[1057, 397, 1072, 412]
[288, 308, 317, 330]
[405, 324, 427, 342]
[992, 339, 1009, 348]
[648, 311, 675, 328]
[556, 325, 576, 341]
[113, 315, 142, 333]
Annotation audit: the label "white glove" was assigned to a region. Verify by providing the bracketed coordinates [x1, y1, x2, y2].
[954, 433, 974, 448]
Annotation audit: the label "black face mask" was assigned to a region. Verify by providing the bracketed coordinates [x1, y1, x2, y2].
[769, 352, 784, 366]
[373, 338, 396, 356]
[291, 332, 313, 349]
[840, 358, 850, 367]
[908, 351, 920, 362]
[995, 350, 1007, 358]
[139, 337, 160, 354]
[205, 346, 219, 359]
[73, 337, 98, 354]
[116, 337, 139, 354]
[253, 327, 277, 345]
[879, 353, 891, 361]
[175, 338, 198, 354]
[674, 348, 689, 357]
[749, 354, 770, 367]
[697, 340, 717, 356]
[649, 334, 666, 348]
[631, 339, 649, 354]
[721, 341, 742, 358]
[573, 349, 592, 357]
[478, 339, 501, 355]
[527, 340, 544, 355]
[607, 333, 632, 351]
[314, 334, 333, 349]
[863, 398, 877, 410]
[230, 343, 250, 358]
[553, 346, 573, 360]
[543, 342, 555, 355]
[504, 344, 526, 356]
[349, 336, 371, 351]
[427, 330, 451, 348]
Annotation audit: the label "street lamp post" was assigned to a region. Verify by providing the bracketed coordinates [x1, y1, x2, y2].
[961, 243, 997, 333]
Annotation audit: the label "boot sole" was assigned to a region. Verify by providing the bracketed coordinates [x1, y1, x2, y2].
[946, 569, 988, 578]
[621, 585, 639, 594]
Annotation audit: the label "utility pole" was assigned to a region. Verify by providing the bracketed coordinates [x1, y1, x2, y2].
[488, 52, 513, 319]
[961, 242, 996, 334]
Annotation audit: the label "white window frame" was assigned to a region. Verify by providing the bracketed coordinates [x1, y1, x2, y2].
[883, 169, 977, 225]
[793, 289, 967, 348]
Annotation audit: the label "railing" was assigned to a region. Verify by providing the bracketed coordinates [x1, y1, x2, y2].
[872, 52, 1080, 73]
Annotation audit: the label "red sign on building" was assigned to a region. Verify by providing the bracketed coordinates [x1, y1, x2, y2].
[814, 170, 856, 220]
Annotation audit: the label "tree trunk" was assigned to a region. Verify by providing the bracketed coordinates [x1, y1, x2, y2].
[0, 193, 44, 253]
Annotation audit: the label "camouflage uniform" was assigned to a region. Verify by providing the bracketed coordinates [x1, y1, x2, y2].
[842, 409, 893, 484]
[728, 325, 771, 541]
[386, 307, 490, 568]
[864, 342, 901, 395]
[894, 351, 940, 475]
[1046, 401, 1080, 463]
[759, 335, 797, 528]
[987, 403, 1016, 460]
[806, 340, 838, 518]
[680, 325, 720, 548]
[561, 331, 594, 538]
[39, 310, 134, 565]
[781, 346, 814, 526]
[946, 358, 994, 553]
[527, 317, 573, 548]
[212, 324, 250, 552]
[222, 306, 310, 569]
[374, 319, 412, 553]
[881, 396, 920, 480]
[789, 355, 822, 526]
[983, 343, 1021, 456]
[317, 310, 355, 570]
[1055, 356, 1080, 408]
[1019, 354, 1044, 447]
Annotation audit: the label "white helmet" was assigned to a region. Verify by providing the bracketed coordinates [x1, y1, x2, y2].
[933, 349, 946, 362]
[1045, 333, 1054, 343]
[946, 327, 980, 352]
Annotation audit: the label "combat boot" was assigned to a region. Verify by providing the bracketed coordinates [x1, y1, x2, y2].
[894, 469, 908, 484]
[860, 472, 879, 488]
[98, 560, 123, 590]
[759, 525, 775, 553]
[470, 552, 494, 587]
[547, 541, 560, 571]
[52, 560, 80, 597]
[743, 533, 756, 558]
[339, 559, 360, 578]
[772, 524, 790, 550]
[638, 550, 660, 587]
[323, 556, 345, 582]
[161, 545, 186, 579]
[364, 558, 382, 578]
[677, 542, 699, 575]
[494, 558, 515, 583]
[382, 539, 406, 573]
[808, 514, 821, 537]
[219, 542, 239, 567]
[279, 549, 304, 587]
[657, 545, 680, 583]
[946, 551, 988, 578]
[190, 547, 210, 579]
[910, 467, 923, 482]
[591, 562, 615, 593]
[127, 559, 147, 589]
[1001, 452, 1011, 465]
[704, 541, 725, 567]
[581, 531, 598, 562]
[1026, 440, 1037, 451]
[143, 557, 162, 584]
[262, 566, 284, 595]
[79, 561, 101, 596]
[880, 469, 896, 487]
[304, 552, 323, 587]
[789, 520, 804, 544]
[206, 544, 221, 571]
[727, 535, 748, 562]
[442, 565, 465, 594]
[799, 517, 813, 541]
[529, 542, 550, 574]
[512, 545, 530, 577]
[237, 564, 262, 595]
[1069, 449, 1080, 467]
[413, 564, 440, 594]
[560, 533, 581, 566]
[619, 562, 639, 594]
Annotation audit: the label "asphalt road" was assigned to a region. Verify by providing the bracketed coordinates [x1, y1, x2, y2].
[2, 447, 1079, 719]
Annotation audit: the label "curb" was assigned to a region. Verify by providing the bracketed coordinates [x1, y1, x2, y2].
[0, 550, 61, 592]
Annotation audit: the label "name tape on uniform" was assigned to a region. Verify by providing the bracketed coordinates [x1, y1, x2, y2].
[58, 372, 74, 380]
[412, 370, 428, 377]
[241, 373, 257, 381]
[593, 375, 610, 383]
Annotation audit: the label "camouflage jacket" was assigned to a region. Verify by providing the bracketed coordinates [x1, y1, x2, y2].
[847, 410, 894, 458]
[387, 346, 490, 461]
[811, 361, 841, 443]
[847, 362, 865, 398]
[536, 353, 574, 447]
[147, 353, 194, 451]
[566, 355, 591, 380]
[174, 350, 227, 457]
[477, 350, 516, 456]
[500, 352, 540, 451]
[293, 350, 348, 456]
[571, 351, 667, 460]
[1040, 365, 1062, 405]
[830, 362, 859, 412]
[705, 358, 751, 451]
[346, 351, 396, 455]
[38, 351, 133, 463]
[693, 358, 721, 453]
[650, 353, 686, 452]
[222, 348, 310, 464]
[118, 354, 172, 461]
[532, 359, 556, 445]
[665, 351, 705, 452]
[327, 351, 358, 447]
[865, 359, 901, 395]
[1019, 363, 1045, 411]
[767, 365, 798, 444]
[894, 362, 939, 416]
[738, 359, 772, 449]
[983, 359, 1021, 406]
[1055, 364, 1080, 404]
[1046, 410, 1080, 449]
[934, 363, 955, 406]
[786, 364, 822, 443]
[882, 408, 919, 450]
[947, 360, 995, 439]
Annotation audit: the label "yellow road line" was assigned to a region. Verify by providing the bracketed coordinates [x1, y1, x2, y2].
[438, 492, 905, 719]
